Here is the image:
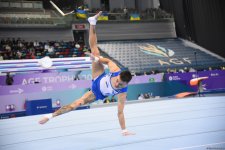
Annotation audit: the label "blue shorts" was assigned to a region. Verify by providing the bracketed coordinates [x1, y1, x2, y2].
[91, 72, 107, 100]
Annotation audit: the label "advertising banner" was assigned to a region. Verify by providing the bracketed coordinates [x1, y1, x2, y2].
[165, 70, 225, 90]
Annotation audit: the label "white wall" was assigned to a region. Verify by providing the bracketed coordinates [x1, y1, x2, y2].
[109, 0, 136, 11]
[137, 0, 159, 11]
[125, 0, 135, 9]
[153, 0, 160, 8]
[137, 0, 150, 11]
[84, 0, 101, 9]
[109, 0, 124, 10]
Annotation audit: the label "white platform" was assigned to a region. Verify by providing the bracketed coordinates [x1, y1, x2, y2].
[0, 96, 225, 150]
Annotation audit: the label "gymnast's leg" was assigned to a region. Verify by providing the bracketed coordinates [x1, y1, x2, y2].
[88, 11, 105, 80]
[39, 91, 96, 124]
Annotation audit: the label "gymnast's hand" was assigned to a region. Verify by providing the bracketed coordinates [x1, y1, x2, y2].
[39, 114, 52, 124]
[121, 129, 136, 136]
[39, 117, 49, 124]
[85, 52, 95, 61]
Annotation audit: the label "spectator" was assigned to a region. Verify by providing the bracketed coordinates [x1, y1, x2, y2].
[184, 67, 189, 72]
[131, 71, 136, 76]
[144, 93, 150, 99]
[16, 51, 22, 59]
[123, 7, 128, 19]
[104, 97, 111, 103]
[6, 72, 14, 85]
[33, 41, 40, 47]
[0, 54, 3, 60]
[3, 53, 9, 60]
[189, 67, 196, 72]
[30, 51, 36, 59]
[48, 46, 54, 53]
[74, 76, 80, 80]
[148, 92, 153, 98]
[111, 95, 116, 102]
[179, 68, 185, 73]
[138, 94, 144, 100]
[150, 70, 155, 75]
[166, 68, 170, 73]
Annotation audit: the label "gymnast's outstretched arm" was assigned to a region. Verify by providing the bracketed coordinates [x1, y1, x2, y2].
[86, 53, 120, 72]
[117, 92, 135, 136]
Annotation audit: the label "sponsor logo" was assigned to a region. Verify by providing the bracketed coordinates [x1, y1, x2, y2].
[168, 76, 181, 81]
[37, 106, 48, 109]
[138, 44, 192, 66]
[138, 44, 175, 57]
[42, 86, 53, 92]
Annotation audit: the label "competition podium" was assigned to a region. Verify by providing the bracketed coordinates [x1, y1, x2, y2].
[26, 99, 52, 115]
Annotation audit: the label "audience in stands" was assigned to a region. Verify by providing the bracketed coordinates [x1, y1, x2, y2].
[1, 38, 224, 79]
[0, 38, 87, 60]
[221, 66, 225, 70]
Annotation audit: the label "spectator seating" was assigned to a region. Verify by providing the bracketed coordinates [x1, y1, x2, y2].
[0, 38, 88, 60]
[98, 38, 225, 73]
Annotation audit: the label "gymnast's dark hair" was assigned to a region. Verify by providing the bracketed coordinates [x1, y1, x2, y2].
[120, 70, 132, 83]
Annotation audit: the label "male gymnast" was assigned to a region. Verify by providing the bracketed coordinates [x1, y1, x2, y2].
[39, 11, 134, 136]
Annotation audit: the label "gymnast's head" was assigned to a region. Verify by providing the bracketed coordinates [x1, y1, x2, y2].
[115, 70, 132, 88]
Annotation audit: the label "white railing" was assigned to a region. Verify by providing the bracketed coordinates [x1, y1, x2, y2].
[0, 57, 92, 73]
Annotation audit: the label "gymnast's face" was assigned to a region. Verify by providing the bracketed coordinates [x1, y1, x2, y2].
[114, 76, 127, 89]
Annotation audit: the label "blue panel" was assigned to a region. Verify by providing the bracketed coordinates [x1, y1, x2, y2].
[127, 81, 194, 100]
[25, 99, 52, 115]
